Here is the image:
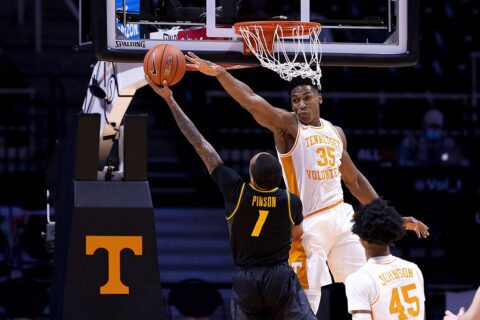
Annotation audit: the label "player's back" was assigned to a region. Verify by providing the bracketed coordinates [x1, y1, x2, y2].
[348, 255, 425, 320]
[211, 163, 303, 268]
[229, 184, 300, 267]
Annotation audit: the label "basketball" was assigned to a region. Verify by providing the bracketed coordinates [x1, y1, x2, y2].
[143, 44, 186, 86]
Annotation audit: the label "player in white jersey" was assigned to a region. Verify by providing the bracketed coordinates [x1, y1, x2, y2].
[345, 198, 425, 320]
[186, 53, 430, 313]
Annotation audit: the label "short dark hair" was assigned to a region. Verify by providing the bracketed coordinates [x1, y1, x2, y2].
[288, 76, 320, 95]
[250, 153, 283, 189]
[352, 198, 405, 246]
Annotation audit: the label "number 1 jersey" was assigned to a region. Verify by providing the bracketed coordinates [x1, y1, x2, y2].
[211, 164, 303, 268]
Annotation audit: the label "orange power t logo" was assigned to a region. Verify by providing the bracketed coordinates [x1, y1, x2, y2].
[86, 236, 143, 294]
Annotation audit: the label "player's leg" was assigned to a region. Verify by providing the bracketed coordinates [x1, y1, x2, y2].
[326, 203, 367, 283]
[231, 268, 268, 320]
[231, 299, 266, 320]
[290, 214, 332, 314]
[262, 263, 316, 320]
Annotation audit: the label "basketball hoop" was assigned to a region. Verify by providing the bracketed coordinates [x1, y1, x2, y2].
[234, 21, 323, 88]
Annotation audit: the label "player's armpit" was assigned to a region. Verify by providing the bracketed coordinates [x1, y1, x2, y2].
[351, 310, 372, 320]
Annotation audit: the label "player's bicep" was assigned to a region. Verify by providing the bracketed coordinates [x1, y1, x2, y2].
[247, 95, 295, 132]
[292, 223, 303, 241]
[345, 272, 377, 314]
[290, 194, 303, 226]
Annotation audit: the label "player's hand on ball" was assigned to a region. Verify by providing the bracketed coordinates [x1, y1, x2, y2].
[145, 76, 173, 102]
[402, 216, 429, 238]
[185, 52, 221, 76]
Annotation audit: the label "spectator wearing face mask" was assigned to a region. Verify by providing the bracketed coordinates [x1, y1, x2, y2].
[398, 108, 469, 167]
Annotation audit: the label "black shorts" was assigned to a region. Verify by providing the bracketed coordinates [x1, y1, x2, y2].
[231, 263, 316, 320]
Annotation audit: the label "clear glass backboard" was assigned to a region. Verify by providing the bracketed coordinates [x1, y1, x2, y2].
[81, 0, 419, 67]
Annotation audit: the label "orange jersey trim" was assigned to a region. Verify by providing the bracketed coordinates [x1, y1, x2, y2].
[304, 198, 344, 219]
[289, 239, 309, 289]
[279, 155, 300, 197]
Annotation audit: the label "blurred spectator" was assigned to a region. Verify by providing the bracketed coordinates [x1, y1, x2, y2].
[398, 108, 469, 167]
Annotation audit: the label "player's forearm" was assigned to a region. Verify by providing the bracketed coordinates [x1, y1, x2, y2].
[460, 287, 480, 320]
[345, 171, 379, 205]
[165, 97, 222, 173]
[216, 68, 258, 109]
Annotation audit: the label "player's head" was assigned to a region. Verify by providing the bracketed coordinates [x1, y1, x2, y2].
[352, 198, 405, 247]
[249, 152, 283, 190]
[288, 77, 322, 124]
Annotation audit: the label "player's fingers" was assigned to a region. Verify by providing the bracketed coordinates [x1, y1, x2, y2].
[163, 80, 168, 88]
[458, 307, 465, 315]
[418, 221, 429, 230]
[185, 55, 198, 63]
[188, 51, 200, 60]
[144, 75, 155, 86]
[186, 63, 199, 69]
[415, 229, 421, 238]
[420, 229, 430, 238]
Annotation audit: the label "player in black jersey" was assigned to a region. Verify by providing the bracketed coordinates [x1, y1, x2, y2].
[146, 77, 316, 320]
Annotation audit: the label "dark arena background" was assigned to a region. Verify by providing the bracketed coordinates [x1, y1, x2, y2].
[0, 0, 479, 319]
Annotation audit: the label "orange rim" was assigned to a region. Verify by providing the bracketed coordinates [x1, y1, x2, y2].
[234, 21, 321, 55]
[234, 21, 321, 36]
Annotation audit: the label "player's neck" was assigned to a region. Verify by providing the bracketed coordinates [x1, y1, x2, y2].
[305, 118, 321, 126]
[365, 246, 391, 260]
[250, 179, 270, 191]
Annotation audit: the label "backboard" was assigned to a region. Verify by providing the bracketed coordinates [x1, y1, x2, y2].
[82, 0, 419, 67]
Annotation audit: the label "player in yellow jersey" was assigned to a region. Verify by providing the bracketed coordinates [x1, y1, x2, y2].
[186, 52, 430, 314]
[345, 198, 425, 320]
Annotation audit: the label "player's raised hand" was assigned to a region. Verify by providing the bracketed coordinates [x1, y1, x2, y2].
[402, 216, 429, 238]
[145, 76, 173, 102]
[185, 52, 222, 76]
[443, 307, 465, 320]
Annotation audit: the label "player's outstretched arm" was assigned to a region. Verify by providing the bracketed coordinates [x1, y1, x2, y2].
[185, 52, 296, 134]
[335, 125, 429, 238]
[146, 77, 222, 174]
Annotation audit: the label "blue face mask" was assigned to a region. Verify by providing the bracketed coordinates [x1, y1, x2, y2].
[426, 129, 442, 140]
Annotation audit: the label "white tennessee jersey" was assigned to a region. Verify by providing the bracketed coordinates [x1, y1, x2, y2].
[345, 255, 425, 320]
[277, 118, 344, 216]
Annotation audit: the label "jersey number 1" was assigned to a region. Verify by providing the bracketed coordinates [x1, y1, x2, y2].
[389, 283, 420, 320]
[251, 210, 269, 237]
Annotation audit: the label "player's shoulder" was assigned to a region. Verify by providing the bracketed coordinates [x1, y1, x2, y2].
[345, 267, 376, 288]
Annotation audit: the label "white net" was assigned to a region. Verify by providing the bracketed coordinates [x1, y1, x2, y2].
[238, 23, 323, 89]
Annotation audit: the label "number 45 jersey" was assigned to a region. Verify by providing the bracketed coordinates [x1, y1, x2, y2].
[345, 255, 426, 320]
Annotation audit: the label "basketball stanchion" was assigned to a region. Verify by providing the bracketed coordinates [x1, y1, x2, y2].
[50, 114, 165, 320]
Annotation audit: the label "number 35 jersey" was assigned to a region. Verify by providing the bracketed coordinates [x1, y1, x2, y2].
[345, 255, 426, 320]
[277, 118, 344, 217]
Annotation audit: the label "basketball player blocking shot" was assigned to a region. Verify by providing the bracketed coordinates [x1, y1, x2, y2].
[186, 52, 430, 314]
[145, 77, 316, 320]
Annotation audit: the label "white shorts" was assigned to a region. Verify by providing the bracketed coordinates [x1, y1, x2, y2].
[289, 202, 366, 295]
